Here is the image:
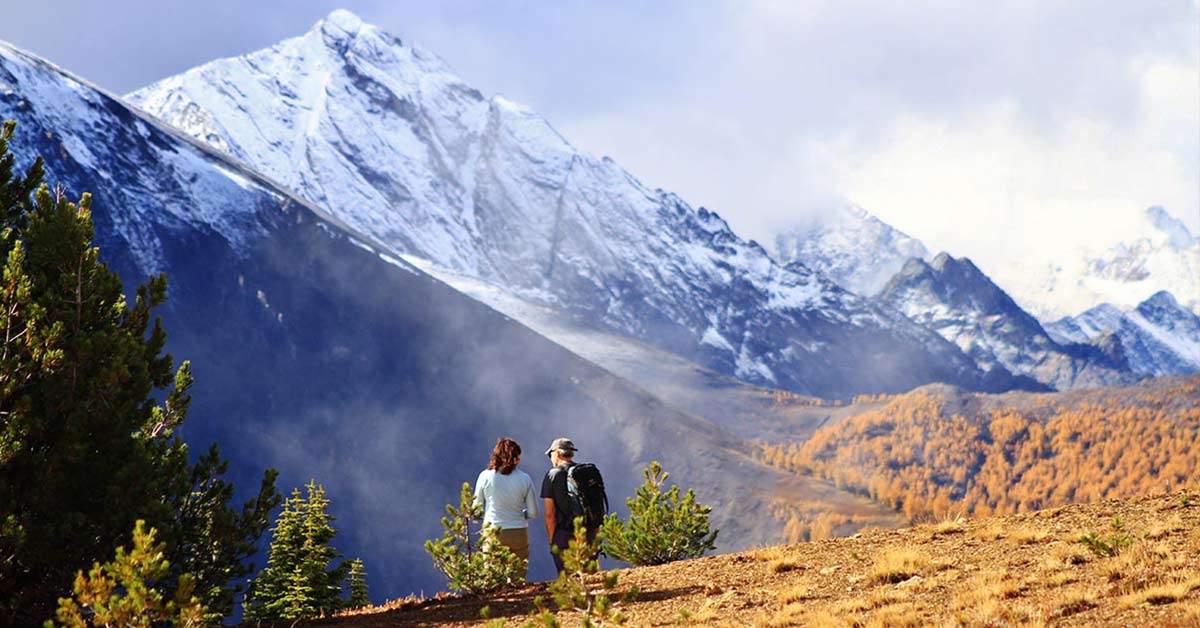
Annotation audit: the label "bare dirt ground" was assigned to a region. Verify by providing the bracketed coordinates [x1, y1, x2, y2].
[285, 491, 1200, 627]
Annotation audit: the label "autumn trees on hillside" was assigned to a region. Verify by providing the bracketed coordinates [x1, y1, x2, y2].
[760, 379, 1200, 524]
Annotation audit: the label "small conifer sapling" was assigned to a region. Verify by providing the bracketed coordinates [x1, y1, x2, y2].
[425, 482, 525, 594]
[601, 461, 717, 566]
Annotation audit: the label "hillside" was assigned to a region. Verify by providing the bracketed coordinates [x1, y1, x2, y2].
[760, 376, 1200, 521]
[283, 492, 1200, 626]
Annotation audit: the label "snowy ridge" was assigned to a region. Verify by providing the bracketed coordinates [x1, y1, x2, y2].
[878, 253, 1136, 391]
[128, 10, 1004, 397]
[0, 38, 398, 277]
[775, 203, 931, 296]
[1047, 291, 1200, 377]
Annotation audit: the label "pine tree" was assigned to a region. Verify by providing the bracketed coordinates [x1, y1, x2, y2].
[244, 481, 354, 619]
[600, 461, 718, 566]
[0, 122, 280, 624]
[532, 517, 626, 628]
[346, 558, 369, 609]
[47, 520, 206, 628]
[424, 482, 526, 594]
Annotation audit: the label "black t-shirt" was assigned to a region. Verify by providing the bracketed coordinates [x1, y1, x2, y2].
[540, 461, 575, 533]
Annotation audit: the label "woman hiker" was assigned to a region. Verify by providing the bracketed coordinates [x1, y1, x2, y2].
[474, 437, 539, 578]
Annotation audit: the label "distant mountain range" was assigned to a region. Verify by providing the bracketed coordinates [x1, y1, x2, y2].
[775, 202, 1197, 384]
[127, 10, 1018, 399]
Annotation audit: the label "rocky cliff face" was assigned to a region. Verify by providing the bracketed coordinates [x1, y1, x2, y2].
[1048, 291, 1200, 377]
[127, 10, 1010, 398]
[877, 253, 1136, 390]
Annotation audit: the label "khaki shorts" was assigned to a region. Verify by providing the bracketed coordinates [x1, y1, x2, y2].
[495, 527, 530, 565]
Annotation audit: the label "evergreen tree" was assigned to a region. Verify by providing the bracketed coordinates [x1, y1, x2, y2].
[346, 558, 369, 609]
[600, 461, 718, 566]
[0, 122, 279, 624]
[532, 517, 627, 628]
[424, 482, 526, 594]
[46, 520, 205, 628]
[243, 481, 354, 620]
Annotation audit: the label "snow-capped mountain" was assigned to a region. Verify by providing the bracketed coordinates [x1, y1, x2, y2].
[877, 253, 1136, 391]
[0, 37, 833, 600]
[1047, 291, 1200, 377]
[775, 203, 930, 296]
[1004, 206, 1199, 320]
[126, 10, 1011, 398]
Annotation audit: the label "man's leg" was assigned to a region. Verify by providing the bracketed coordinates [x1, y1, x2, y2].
[586, 527, 600, 570]
[550, 528, 571, 574]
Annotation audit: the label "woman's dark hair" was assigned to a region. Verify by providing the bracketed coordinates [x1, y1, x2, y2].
[489, 438, 522, 475]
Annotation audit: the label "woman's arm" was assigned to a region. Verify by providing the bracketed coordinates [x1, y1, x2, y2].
[525, 476, 539, 520]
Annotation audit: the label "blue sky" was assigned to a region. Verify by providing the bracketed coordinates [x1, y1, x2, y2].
[2, 1, 1197, 268]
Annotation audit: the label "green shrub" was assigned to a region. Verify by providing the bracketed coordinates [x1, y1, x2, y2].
[531, 517, 626, 628]
[46, 520, 205, 628]
[1078, 516, 1136, 557]
[425, 482, 525, 594]
[601, 461, 717, 566]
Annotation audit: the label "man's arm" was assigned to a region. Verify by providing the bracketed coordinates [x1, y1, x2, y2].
[543, 498, 556, 540]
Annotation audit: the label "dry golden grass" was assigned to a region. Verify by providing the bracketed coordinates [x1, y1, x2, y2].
[974, 522, 1005, 541]
[769, 557, 801, 573]
[777, 585, 817, 604]
[928, 517, 966, 537]
[864, 603, 924, 628]
[1047, 542, 1091, 568]
[751, 546, 804, 573]
[1008, 525, 1050, 545]
[1119, 576, 1200, 608]
[1143, 514, 1185, 540]
[800, 611, 848, 628]
[868, 549, 929, 584]
[753, 602, 806, 628]
[1052, 588, 1097, 617]
[1044, 570, 1079, 587]
[674, 604, 720, 624]
[1099, 541, 1179, 588]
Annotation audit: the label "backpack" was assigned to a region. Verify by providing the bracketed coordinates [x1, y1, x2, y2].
[565, 463, 608, 530]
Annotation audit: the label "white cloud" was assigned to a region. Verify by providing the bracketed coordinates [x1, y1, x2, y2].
[554, 2, 1198, 276]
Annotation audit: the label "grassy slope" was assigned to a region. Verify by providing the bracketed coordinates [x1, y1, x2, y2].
[306, 491, 1200, 627]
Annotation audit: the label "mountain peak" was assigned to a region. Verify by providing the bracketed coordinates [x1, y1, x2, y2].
[1145, 205, 1196, 249]
[317, 9, 366, 36]
[774, 203, 930, 296]
[1142, 289, 1181, 310]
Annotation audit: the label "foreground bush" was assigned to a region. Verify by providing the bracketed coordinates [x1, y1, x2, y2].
[425, 482, 525, 594]
[601, 461, 718, 566]
[47, 520, 205, 628]
[531, 517, 627, 627]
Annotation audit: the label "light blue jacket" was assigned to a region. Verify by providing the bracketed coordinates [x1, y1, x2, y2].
[474, 468, 538, 529]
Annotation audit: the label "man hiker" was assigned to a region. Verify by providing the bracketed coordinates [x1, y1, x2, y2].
[541, 437, 607, 574]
